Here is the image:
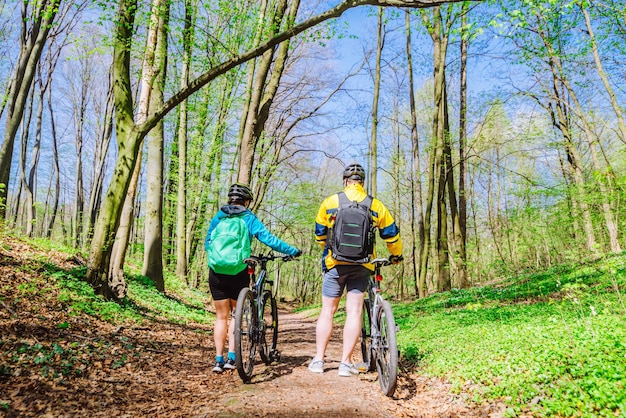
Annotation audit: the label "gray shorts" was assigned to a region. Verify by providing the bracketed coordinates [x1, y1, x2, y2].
[322, 265, 370, 298]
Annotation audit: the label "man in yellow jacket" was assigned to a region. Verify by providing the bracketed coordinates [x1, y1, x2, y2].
[310, 163, 402, 377]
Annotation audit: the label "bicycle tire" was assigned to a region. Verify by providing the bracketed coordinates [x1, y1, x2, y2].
[234, 287, 256, 382]
[259, 291, 278, 365]
[375, 299, 398, 397]
[359, 298, 374, 371]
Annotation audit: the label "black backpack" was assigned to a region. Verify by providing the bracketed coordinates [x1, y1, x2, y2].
[328, 192, 375, 263]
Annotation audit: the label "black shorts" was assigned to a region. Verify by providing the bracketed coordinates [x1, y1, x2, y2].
[209, 268, 250, 301]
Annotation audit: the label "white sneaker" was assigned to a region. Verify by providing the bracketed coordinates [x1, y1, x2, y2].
[308, 358, 324, 373]
[338, 362, 359, 377]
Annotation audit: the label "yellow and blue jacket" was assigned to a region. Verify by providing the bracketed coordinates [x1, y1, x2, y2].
[314, 183, 403, 272]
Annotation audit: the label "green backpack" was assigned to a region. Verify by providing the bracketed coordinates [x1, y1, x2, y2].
[207, 214, 251, 275]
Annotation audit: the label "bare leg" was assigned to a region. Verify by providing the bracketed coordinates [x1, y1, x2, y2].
[213, 299, 234, 357]
[341, 290, 364, 363]
[315, 295, 340, 361]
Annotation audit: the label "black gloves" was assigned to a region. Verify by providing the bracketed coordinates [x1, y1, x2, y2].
[294, 249, 302, 257]
[389, 255, 403, 264]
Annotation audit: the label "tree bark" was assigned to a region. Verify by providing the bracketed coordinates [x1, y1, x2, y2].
[369, 6, 384, 196]
[45, 85, 60, 238]
[175, 0, 196, 282]
[142, 0, 170, 290]
[455, 3, 469, 288]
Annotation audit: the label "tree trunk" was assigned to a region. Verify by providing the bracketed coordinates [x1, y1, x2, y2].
[18, 90, 35, 235]
[86, 0, 141, 299]
[580, 5, 626, 146]
[423, 6, 451, 292]
[143, 0, 170, 291]
[455, 3, 469, 289]
[175, 0, 196, 282]
[0, 0, 61, 218]
[405, 10, 424, 298]
[45, 86, 60, 238]
[86, 79, 114, 243]
[545, 50, 598, 255]
[369, 6, 384, 196]
[27, 77, 46, 237]
[237, 0, 290, 185]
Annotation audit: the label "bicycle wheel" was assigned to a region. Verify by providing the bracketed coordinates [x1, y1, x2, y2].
[375, 299, 398, 397]
[234, 287, 256, 382]
[359, 298, 374, 371]
[259, 290, 278, 365]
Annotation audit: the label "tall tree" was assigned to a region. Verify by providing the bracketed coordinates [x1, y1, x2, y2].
[454, 2, 469, 288]
[175, 0, 197, 282]
[237, 0, 301, 187]
[369, 6, 384, 196]
[142, 0, 170, 290]
[0, 0, 61, 218]
[405, 9, 425, 297]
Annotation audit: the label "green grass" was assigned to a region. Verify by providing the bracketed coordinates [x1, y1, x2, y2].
[41, 259, 214, 327]
[395, 253, 626, 417]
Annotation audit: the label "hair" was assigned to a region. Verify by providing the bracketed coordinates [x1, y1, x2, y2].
[228, 196, 247, 205]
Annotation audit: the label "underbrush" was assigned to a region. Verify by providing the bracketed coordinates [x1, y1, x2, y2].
[0, 234, 214, 387]
[395, 253, 626, 416]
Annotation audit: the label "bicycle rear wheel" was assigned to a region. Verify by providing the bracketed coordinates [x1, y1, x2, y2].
[259, 290, 278, 365]
[375, 300, 398, 397]
[234, 287, 256, 382]
[358, 298, 374, 371]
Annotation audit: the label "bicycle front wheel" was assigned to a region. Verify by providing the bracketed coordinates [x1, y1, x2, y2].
[234, 287, 256, 382]
[375, 300, 398, 397]
[259, 290, 278, 365]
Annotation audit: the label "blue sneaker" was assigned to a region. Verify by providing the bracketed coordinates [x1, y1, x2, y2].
[224, 358, 236, 370]
[212, 360, 225, 373]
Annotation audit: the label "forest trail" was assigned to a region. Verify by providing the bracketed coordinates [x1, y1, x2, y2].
[0, 236, 504, 417]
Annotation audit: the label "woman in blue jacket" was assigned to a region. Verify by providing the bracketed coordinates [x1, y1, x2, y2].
[204, 183, 301, 373]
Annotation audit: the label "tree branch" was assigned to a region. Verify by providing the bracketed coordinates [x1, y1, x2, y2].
[138, 0, 471, 135]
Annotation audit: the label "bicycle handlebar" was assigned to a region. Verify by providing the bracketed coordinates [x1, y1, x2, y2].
[244, 252, 297, 265]
[371, 255, 403, 267]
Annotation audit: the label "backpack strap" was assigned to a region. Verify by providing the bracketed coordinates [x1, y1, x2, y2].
[361, 195, 373, 210]
[338, 191, 350, 207]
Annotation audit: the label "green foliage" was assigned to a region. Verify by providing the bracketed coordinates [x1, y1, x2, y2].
[125, 272, 211, 325]
[396, 253, 626, 416]
[46, 263, 213, 326]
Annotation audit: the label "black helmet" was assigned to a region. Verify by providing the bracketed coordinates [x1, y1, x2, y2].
[342, 163, 366, 181]
[228, 183, 254, 201]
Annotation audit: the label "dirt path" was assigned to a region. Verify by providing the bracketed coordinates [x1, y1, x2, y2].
[2, 304, 505, 418]
[189, 309, 504, 418]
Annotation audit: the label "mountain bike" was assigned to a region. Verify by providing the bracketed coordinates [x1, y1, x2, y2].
[359, 257, 401, 397]
[233, 252, 295, 382]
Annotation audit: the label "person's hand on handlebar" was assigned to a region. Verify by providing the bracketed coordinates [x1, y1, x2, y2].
[389, 255, 403, 265]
